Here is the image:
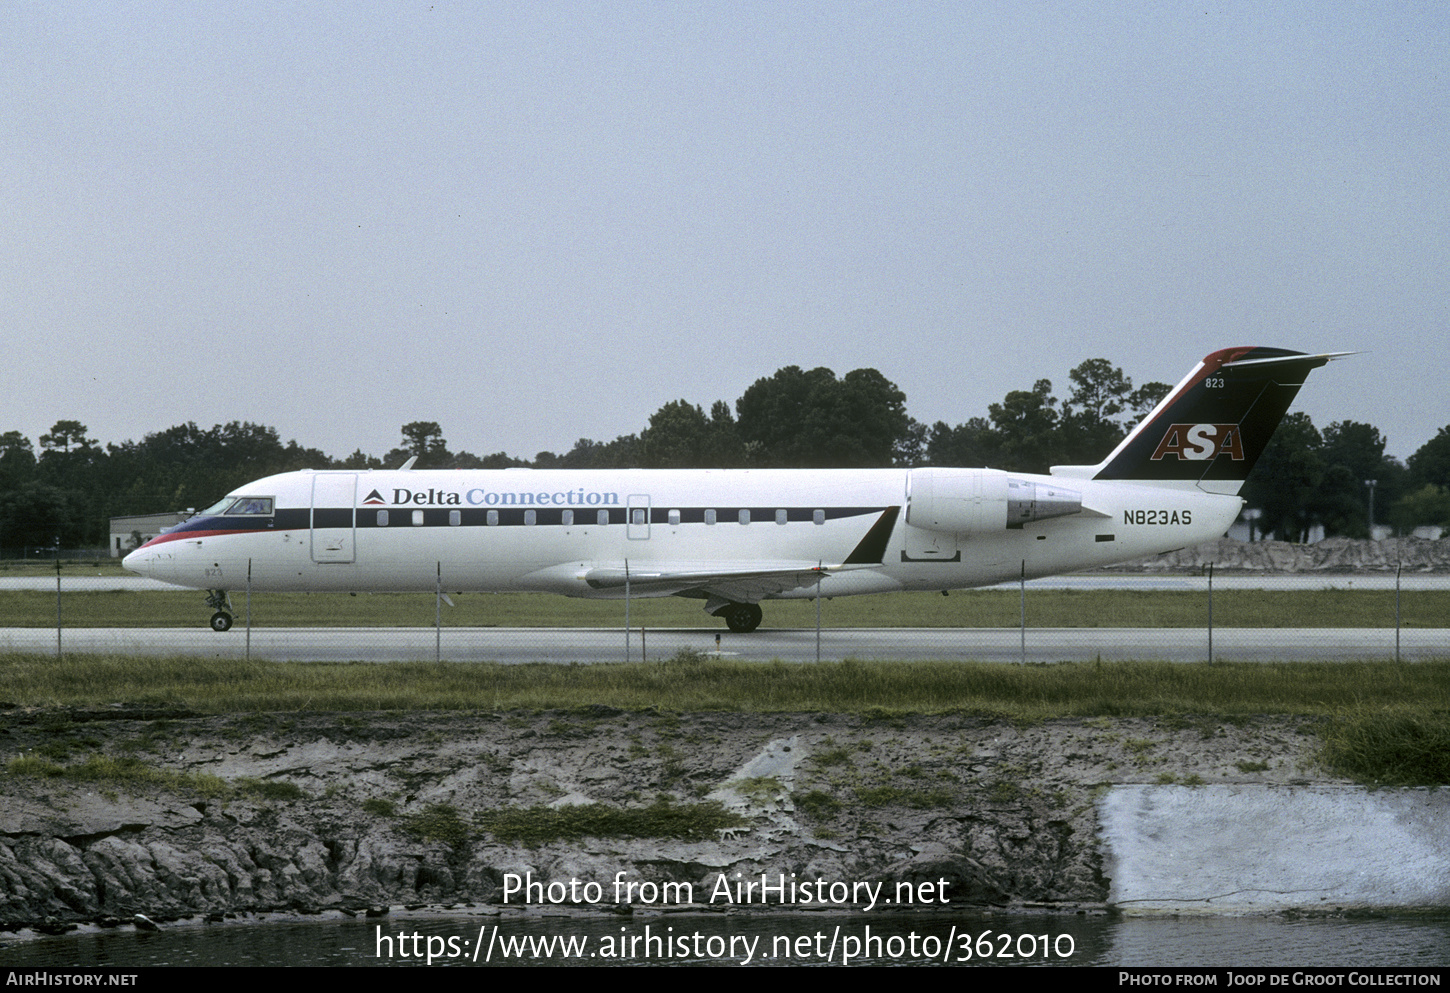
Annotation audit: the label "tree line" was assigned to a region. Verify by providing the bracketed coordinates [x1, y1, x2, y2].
[2, 358, 1445, 550]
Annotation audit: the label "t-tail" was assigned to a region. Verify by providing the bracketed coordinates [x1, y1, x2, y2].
[1052, 346, 1352, 493]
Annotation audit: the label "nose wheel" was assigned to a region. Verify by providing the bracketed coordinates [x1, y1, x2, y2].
[204, 590, 234, 632]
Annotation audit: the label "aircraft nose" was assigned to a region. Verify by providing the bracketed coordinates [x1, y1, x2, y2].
[122, 548, 150, 575]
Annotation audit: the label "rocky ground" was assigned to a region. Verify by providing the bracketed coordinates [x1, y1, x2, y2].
[0, 706, 1339, 932]
[1115, 536, 1450, 572]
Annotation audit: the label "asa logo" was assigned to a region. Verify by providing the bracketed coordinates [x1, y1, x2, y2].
[1150, 423, 1245, 461]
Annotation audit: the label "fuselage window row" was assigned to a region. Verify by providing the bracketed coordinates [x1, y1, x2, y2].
[332, 507, 835, 529]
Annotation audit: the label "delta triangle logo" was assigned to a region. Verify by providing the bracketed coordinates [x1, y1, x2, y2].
[362, 489, 387, 505]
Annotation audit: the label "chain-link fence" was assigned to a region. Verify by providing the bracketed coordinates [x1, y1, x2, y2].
[2, 559, 1447, 663]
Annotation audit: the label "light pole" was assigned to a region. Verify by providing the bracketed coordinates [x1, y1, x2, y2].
[1364, 479, 1377, 538]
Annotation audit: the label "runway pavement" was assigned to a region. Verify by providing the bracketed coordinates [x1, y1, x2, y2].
[3, 573, 1448, 591]
[3, 625, 1442, 663]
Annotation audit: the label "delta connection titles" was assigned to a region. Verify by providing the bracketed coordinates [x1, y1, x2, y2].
[502, 870, 951, 911]
[376, 486, 619, 507]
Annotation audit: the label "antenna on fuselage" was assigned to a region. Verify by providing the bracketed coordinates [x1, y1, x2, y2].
[397, 456, 418, 471]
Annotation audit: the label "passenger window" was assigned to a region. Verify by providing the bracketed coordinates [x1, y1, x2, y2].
[668, 509, 680, 526]
[705, 509, 717, 525]
[813, 509, 825, 525]
[632, 509, 646, 526]
[376, 510, 389, 527]
[524, 509, 537, 526]
[487, 510, 499, 526]
[738, 509, 750, 525]
[775, 509, 787, 525]
[449, 510, 461, 527]
[412, 510, 424, 526]
[562, 509, 574, 526]
[597, 509, 609, 526]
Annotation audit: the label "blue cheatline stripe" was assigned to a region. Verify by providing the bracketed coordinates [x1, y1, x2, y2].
[163, 512, 299, 535]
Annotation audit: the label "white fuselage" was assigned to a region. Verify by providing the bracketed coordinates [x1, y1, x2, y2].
[122, 466, 1241, 601]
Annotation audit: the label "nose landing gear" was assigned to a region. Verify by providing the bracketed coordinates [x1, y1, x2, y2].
[204, 590, 234, 632]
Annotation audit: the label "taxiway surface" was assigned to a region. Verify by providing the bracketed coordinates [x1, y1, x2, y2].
[4, 574, 1448, 592]
[3, 625, 1441, 663]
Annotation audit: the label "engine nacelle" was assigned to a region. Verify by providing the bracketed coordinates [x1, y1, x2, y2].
[906, 468, 1082, 533]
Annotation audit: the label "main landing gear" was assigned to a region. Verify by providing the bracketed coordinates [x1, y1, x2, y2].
[205, 590, 233, 632]
[713, 602, 763, 634]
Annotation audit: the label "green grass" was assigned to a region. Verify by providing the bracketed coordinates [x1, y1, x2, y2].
[6, 753, 237, 798]
[6, 588, 1450, 628]
[794, 789, 843, 819]
[403, 803, 472, 845]
[728, 775, 785, 802]
[1318, 713, 1450, 786]
[4, 652, 1447, 785]
[0, 559, 126, 577]
[2, 652, 1446, 721]
[234, 776, 307, 800]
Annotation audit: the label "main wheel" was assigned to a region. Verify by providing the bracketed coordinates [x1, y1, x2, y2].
[723, 603, 763, 633]
[209, 611, 233, 633]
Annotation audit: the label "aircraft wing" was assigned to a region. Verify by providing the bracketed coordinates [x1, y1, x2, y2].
[582, 564, 834, 603]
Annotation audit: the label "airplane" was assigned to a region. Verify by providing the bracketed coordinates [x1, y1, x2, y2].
[123, 347, 1348, 633]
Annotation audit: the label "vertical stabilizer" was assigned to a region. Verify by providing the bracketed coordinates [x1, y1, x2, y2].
[1055, 347, 1349, 492]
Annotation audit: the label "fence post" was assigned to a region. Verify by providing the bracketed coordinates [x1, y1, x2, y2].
[246, 559, 252, 661]
[624, 560, 631, 664]
[1207, 561, 1214, 663]
[436, 561, 442, 664]
[815, 563, 823, 664]
[55, 554, 61, 661]
[1395, 560, 1402, 664]
[1019, 560, 1026, 665]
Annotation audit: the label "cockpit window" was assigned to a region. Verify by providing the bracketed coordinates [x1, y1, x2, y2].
[223, 497, 274, 515]
[199, 496, 236, 516]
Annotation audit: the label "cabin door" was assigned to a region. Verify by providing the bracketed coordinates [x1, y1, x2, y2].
[311, 473, 357, 563]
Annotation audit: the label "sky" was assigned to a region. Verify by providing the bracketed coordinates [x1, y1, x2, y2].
[4, 1, 1447, 465]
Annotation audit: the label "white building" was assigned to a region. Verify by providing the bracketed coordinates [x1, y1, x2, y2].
[108, 512, 191, 557]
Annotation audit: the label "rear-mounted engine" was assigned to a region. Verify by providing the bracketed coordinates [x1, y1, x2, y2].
[905, 467, 1081, 533]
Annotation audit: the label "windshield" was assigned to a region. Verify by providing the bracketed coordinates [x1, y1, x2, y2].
[196, 496, 274, 516]
[198, 496, 236, 516]
[224, 497, 274, 515]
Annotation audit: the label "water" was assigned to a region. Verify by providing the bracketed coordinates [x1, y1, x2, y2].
[5, 911, 1448, 968]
